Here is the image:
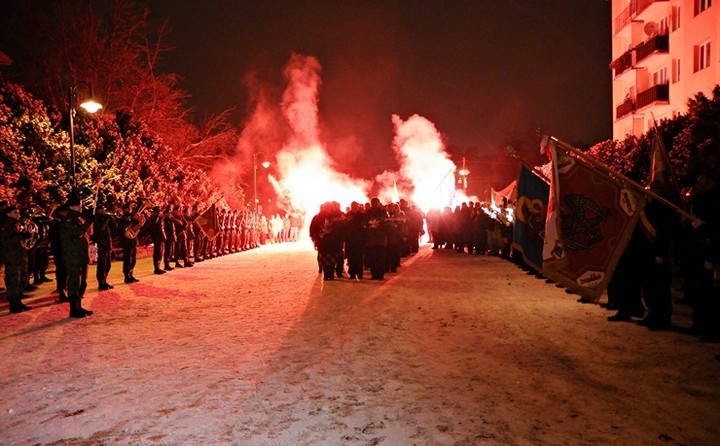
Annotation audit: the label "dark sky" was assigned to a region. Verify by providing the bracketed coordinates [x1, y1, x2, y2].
[148, 0, 612, 162]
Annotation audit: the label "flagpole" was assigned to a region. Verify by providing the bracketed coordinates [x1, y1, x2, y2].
[549, 136, 702, 226]
[192, 198, 222, 223]
[649, 113, 685, 208]
[505, 146, 551, 184]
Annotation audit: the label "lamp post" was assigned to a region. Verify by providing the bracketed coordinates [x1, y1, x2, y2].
[252, 153, 271, 213]
[68, 81, 102, 189]
[457, 156, 470, 191]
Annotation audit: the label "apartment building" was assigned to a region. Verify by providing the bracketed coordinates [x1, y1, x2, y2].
[611, 0, 719, 139]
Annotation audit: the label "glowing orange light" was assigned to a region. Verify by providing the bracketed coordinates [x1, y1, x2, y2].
[238, 53, 474, 233]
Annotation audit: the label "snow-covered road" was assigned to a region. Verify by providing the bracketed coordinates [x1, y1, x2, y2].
[2, 242, 719, 445]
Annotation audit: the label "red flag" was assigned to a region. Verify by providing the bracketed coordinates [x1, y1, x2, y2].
[542, 145, 647, 300]
[196, 203, 219, 239]
[491, 180, 517, 206]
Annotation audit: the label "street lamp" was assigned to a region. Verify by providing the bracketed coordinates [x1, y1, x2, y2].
[68, 81, 102, 188]
[252, 152, 271, 213]
[457, 156, 470, 191]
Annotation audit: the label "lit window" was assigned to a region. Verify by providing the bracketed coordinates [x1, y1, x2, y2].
[653, 67, 668, 86]
[672, 59, 681, 83]
[694, 41, 711, 72]
[695, 0, 712, 15]
[671, 6, 681, 31]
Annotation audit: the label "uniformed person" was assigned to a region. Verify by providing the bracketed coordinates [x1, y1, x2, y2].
[190, 204, 204, 262]
[59, 194, 94, 318]
[48, 205, 69, 302]
[93, 201, 116, 290]
[0, 205, 32, 313]
[118, 202, 140, 283]
[148, 206, 166, 274]
[163, 204, 176, 270]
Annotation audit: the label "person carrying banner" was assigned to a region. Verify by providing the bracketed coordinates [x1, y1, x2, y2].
[682, 174, 720, 341]
[606, 226, 647, 322]
[634, 181, 680, 330]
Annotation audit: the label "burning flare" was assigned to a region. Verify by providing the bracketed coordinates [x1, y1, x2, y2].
[235, 52, 469, 229]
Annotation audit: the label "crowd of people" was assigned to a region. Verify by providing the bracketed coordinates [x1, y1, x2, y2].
[307, 197, 515, 282]
[0, 195, 301, 318]
[426, 200, 514, 258]
[309, 198, 425, 281]
[1, 187, 718, 358]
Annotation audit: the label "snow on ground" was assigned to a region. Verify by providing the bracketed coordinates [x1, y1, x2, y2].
[1, 241, 720, 445]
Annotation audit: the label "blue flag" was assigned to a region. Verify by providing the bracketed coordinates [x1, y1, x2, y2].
[512, 165, 549, 272]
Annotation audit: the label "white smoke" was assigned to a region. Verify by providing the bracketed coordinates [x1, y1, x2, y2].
[238, 52, 460, 221]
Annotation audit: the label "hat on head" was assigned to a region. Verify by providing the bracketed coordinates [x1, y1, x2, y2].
[66, 192, 81, 207]
[5, 204, 18, 215]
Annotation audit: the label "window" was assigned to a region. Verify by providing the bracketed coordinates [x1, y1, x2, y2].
[694, 41, 711, 72]
[657, 17, 669, 35]
[653, 67, 668, 86]
[672, 59, 681, 83]
[671, 6, 681, 31]
[695, 0, 712, 15]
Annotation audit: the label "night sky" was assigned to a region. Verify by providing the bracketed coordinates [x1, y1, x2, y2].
[147, 0, 612, 165]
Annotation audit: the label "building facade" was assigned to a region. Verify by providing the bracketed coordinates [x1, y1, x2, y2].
[611, 0, 719, 139]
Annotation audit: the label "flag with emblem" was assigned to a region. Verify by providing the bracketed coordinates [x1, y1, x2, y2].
[512, 165, 549, 272]
[196, 203, 219, 239]
[542, 141, 647, 300]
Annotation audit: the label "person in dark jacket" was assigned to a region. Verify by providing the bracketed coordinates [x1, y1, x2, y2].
[385, 203, 406, 273]
[148, 206, 166, 274]
[344, 202, 366, 280]
[682, 174, 720, 341]
[309, 202, 346, 280]
[190, 204, 205, 262]
[59, 194, 94, 318]
[0, 205, 32, 313]
[118, 202, 140, 283]
[93, 201, 116, 290]
[48, 205, 69, 302]
[174, 206, 193, 267]
[162, 204, 176, 270]
[405, 203, 425, 254]
[364, 198, 389, 280]
[636, 183, 681, 331]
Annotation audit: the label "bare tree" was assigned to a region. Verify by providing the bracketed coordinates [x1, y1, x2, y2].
[2, 0, 194, 149]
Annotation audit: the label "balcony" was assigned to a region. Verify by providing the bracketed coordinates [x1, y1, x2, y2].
[610, 52, 634, 77]
[635, 34, 669, 64]
[615, 0, 670, 33]
[616, 98, 636, 119]
[636, 84, 669, 109]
